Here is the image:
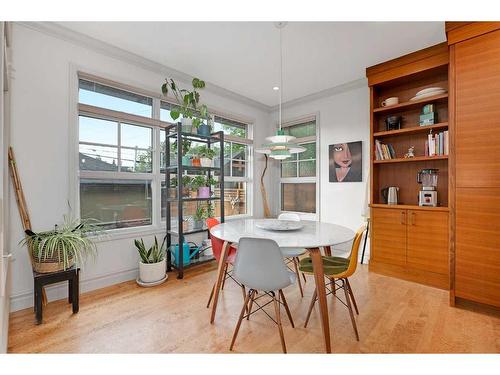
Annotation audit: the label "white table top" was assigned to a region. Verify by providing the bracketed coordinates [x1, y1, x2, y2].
[210, 218, 355, 248]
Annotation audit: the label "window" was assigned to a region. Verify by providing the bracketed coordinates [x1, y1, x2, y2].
[78, 76, 252, 231]
[280, 119, 318, 215]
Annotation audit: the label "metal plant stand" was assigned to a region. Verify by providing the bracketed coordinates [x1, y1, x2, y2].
[165, 122, 225, 279]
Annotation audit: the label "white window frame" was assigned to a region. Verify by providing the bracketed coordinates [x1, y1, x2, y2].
[279, 114, 320, 220]
[70, 68, 253, 239]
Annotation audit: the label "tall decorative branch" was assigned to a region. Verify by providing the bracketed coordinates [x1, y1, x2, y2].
[260, 154, 272, 218]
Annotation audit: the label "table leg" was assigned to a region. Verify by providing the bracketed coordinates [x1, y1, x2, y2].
[210, 240, 231, 324]
[308, 247, 331, 353]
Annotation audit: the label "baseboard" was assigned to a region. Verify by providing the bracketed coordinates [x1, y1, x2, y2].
[10, 267, 138, 312]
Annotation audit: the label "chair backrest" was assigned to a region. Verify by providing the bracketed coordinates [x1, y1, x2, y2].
[206, 217, 224, 261]
[278, 213, 301, 222]
[343, 226, 367, 277]
[232, 237, 293, 292]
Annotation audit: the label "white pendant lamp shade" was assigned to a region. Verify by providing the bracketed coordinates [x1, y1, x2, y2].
[256, 22, 306, 160]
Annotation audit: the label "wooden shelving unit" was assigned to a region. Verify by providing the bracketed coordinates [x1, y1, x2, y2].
[366, 42, 451, 290]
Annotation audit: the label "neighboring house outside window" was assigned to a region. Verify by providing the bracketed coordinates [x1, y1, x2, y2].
[279, 118, 318, 217]
[77, 75, 252, 232]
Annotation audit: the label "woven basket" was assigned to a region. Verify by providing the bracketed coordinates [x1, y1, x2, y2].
[31, 245, 75, 273]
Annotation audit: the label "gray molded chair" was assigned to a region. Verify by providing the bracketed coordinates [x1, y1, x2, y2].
[278, 213, 307, 297]
[230, 237, 296, 353]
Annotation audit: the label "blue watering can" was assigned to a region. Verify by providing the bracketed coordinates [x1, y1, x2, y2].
[170, 242, 210, 267]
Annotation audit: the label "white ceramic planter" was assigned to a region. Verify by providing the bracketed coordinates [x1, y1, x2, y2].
[181, 118, 193, 133]
[139, 259, 166, 283]
[200, 157, 212, 167]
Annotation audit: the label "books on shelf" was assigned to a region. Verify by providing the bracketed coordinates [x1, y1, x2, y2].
[375, 140, 396, 160]
[425, 130, 449, 157]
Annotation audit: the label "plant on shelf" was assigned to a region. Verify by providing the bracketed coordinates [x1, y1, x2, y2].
[189, 145, 202, 167]
[193, 204, 206, 230]
[161, 77, 210, 135]
[206, 201, 215, 219]
[190, 175, 206, 198]
[171, 139, 192, 166]
[134, 236, 166, 284]
[198, 145, 217, 167]
[20, 217, 100, 273]
[181, 175, 193, 197]
[168, 176, 178, 198]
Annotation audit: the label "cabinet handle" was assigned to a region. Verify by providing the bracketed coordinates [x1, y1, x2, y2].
[400, 211, 406, 225]
[410, 212, 416, 226]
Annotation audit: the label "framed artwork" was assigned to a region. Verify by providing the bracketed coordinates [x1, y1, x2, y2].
[329, 141, 362, 182]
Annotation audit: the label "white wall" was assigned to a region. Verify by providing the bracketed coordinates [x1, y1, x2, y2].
[8, 23, 274, 312]
[271, 81, 371, 254]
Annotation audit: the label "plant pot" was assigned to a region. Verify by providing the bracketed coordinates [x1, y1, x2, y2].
[182, 187, 191, 198]
[31, 244, 75, 273]
[190, 190, 198, 198]
[200, 157, 212, 167]
[139, 259, 166, 283]
[198, 187, 210, 198]
[197, 124, 211, 137]
[182, 155, 191, 166]
[192, 158, 201, 167]
[181, 118, 193, 133]
[193, 220, 204, 230]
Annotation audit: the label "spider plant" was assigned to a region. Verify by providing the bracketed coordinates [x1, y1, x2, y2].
[134, 236, 166, 264]
[20, 217, 100, 270]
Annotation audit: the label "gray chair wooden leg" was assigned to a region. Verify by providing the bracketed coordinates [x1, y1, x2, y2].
[230, 290, 252, 351]
[273, 293, 287, 353]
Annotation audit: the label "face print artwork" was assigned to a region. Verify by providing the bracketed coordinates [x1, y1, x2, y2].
[329, 141, 362, 182]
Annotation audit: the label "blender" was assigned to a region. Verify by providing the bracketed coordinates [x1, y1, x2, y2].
[417, 169, 439, 206]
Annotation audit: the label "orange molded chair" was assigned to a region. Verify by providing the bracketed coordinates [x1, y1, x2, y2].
[206, 217, 243, 309]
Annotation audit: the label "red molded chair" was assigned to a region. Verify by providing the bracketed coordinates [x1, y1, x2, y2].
[206, 217, 242, 308]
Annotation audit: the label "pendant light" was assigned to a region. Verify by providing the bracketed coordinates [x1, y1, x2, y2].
[256, 22, 306, 160]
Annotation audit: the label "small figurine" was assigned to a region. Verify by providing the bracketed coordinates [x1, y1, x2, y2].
[404, 146, 415, 158]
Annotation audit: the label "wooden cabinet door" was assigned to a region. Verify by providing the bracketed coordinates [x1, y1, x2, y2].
[456, 188, 500, 307]
[455, 29, 500, 188]
[371, 208, 406, 266]
[406, 210, 449, 275]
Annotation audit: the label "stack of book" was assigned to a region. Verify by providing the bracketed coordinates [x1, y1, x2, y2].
[425, 130, 449, 156]
[375, 140, 396, 160]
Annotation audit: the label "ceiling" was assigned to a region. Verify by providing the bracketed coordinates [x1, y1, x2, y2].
[58, 22, 446, 108]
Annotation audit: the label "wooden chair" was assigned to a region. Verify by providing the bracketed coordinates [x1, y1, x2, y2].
[299, 226, 366, 341]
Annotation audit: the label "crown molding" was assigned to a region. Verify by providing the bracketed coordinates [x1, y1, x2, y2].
[270, 77, 368, 112]
[15, 21, 272, 113]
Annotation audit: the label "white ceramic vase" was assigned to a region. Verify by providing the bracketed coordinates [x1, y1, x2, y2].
[139, 259, 166, 283]
[200, 157, 212, 167]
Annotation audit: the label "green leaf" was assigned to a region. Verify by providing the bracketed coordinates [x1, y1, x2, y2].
[170, 110, 180, 120]
[161, 83, 168, 96]
[170, 79, 176, 91]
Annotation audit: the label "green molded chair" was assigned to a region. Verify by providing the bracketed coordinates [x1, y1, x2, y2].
[299, 226, 367, 341]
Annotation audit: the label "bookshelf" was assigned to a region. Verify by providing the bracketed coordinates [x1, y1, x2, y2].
[366, 42, 450, 290]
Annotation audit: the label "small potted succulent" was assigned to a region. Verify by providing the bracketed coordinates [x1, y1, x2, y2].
[135, 236, 166, 284]
[198, 146, 216, 167]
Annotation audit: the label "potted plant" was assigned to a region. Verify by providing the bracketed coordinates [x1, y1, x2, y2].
[206, 201, 215, 219]
[193, 205, 206, 230]
[198, 146, 216, 167]
[190, 146, 202, 167]
[168, 176, 178, 198]
[190, 175, 206, 198]
[161, 78, 209, 134]
[172, 140, 192, 166]
[20, 217, 99, 273]
[135, 236, 166, 284]
[194, 176, 218, 198]
[181, 175, 193, 197]
[197, 114, 214, 137]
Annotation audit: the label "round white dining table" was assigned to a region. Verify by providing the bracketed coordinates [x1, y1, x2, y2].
[208, 218, 355, 354]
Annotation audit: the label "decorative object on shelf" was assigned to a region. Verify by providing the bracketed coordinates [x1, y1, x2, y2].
[256, 22, 306, 160]
[135, 236, 167, 285]
[410, 86, 447, 101]
[381, 186, 399, 205]
[381, 96, 399, 107]
[385, 115, 401, 131]
[161, 77, 211, 134]
[329, 141, 362, 182]
[21, 217, 100, 273]
[404, 146, 415, 158]
[419, 103, 438, 126]
[417, 168, 439, 207]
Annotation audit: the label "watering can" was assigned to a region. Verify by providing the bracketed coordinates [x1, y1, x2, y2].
[169, 242, 209, 267]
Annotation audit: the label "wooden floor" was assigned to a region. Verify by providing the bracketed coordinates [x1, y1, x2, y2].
[8, 264, 500, 353]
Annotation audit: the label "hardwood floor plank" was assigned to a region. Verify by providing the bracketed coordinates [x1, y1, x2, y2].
[8, 265, 500, 353]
